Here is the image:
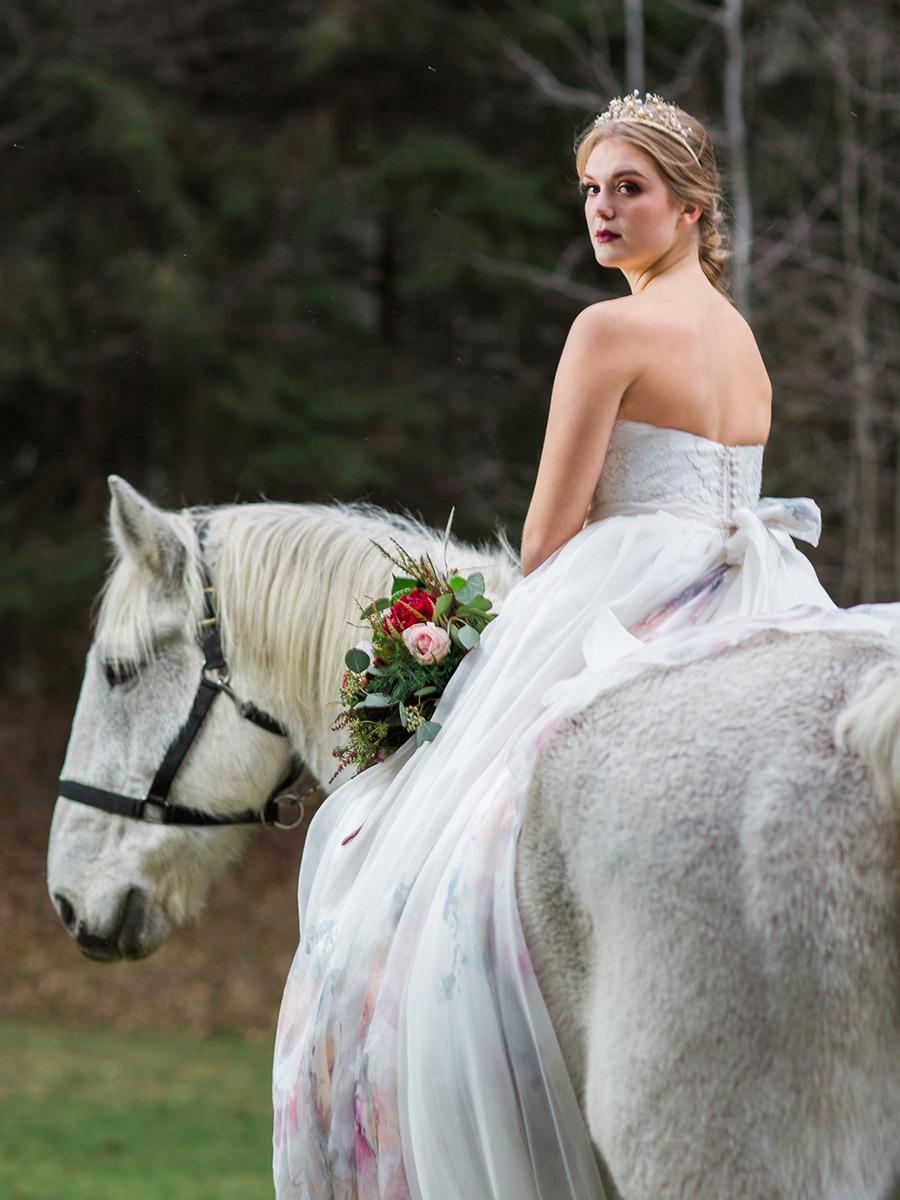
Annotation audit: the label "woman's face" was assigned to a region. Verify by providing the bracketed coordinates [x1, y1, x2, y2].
[581, 137, 688, 275]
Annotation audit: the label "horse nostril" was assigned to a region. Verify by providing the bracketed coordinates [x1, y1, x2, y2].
[54, 892, 78, 934]
[119, 887, 149, 960]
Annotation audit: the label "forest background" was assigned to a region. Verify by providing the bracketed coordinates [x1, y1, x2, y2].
[1, 0, 899, 1059]
[3, 0, 899, 708]
[0, 1, 898, 1193]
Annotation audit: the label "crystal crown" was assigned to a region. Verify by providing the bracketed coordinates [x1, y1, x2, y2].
[594, 91, 698, 162]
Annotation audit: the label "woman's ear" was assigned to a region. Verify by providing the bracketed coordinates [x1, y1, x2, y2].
[679, 202, 703, 228]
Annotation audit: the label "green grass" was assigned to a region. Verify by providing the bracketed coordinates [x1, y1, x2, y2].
[0, 1020, 275, 1199]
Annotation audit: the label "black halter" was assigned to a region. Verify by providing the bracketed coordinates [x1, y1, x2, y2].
[58, 526, 309, 830]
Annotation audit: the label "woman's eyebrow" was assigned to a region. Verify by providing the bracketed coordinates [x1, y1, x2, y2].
[582, 167, 652, 182]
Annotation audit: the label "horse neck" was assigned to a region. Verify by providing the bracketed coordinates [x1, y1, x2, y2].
[206, 503, 519, 790]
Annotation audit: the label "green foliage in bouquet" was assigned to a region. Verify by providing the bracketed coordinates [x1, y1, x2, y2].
[332, 524, 497, 777]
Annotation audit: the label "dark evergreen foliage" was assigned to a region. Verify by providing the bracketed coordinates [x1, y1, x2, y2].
[1, 0, 898, 690]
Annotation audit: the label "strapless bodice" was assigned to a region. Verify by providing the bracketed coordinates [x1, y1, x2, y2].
[589, 419, 764, 522]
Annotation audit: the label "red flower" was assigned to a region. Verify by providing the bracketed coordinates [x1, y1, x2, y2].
[383, 589, 436, 632]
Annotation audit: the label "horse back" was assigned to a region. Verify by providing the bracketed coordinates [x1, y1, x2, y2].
[519, 628, 900, 1200]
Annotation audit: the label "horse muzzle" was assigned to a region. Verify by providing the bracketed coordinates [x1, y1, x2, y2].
[52, 886, 169, 962]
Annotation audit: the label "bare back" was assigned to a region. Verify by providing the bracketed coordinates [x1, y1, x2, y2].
[615, 280, 771, 446]
[521, 265, 773, 575]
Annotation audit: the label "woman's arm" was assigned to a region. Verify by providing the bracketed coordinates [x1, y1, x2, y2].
[521, 303, 637, 576]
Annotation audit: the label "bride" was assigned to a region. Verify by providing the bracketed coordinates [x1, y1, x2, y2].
[272, 94, 834, 1199]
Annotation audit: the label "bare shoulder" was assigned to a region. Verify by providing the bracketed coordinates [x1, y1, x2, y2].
[627, 286, 764, 365]
[565, 296, 654, 365]
[714, 291, 762, 341]
[572, 294, 650, 336]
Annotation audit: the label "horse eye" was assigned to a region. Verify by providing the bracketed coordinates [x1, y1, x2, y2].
[104, 660, 140, 688]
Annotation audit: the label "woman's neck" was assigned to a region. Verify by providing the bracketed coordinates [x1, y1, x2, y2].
[624, 251, 710, 297]
[622, 235, 705, 295]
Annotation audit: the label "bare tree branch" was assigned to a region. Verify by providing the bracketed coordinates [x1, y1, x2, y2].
[502, 0, 621, 97]
[502, 40, 607, 112]
[792, 5, 900, 112]
[468, 252, 606, 305]
[749, 184, 840, 281]
[651, 22, 719, 98]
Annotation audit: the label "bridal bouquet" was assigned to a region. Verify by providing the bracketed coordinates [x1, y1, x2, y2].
[332, 530, 497, 777]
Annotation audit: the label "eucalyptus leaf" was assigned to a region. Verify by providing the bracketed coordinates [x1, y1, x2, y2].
[413, 685, 437, 697]
[355, 692, 393, 708]
[455, 573, 485, 605]
[466, 594, 493, 611]
[456, 624, 481, 649]
[452, 603, 482, 620]
[345, 647, 371, 672]
[433, 591, 453, 619]
[375, 597, 392, 612]
[416, 719, 441, 745]
[449, 576, 466, 592]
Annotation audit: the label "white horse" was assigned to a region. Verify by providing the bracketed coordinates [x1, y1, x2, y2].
[47, 477, 520, 959]
[48, 479, 900, 1199]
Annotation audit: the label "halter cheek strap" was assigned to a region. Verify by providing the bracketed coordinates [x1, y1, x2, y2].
[57, 524, 311, 831]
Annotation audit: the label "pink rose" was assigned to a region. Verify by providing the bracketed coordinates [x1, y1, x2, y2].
[401, 622, 451, 665]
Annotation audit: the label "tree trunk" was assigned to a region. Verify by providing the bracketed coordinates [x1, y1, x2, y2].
[836, 33, 880, 601]
[721, 0, 752, 318]
[624, 0, 645, 94]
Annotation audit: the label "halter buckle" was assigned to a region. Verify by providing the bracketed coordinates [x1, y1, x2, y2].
[203, 667, 236, 701]
[142, 799, 169, 825]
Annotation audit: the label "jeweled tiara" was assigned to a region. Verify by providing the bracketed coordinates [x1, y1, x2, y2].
[593, 92, 700, 164]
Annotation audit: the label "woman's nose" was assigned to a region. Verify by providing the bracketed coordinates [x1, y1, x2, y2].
[592, 192, 614, 218]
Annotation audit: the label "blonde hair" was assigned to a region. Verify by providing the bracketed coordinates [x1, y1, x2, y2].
[574, 107, 730, 293]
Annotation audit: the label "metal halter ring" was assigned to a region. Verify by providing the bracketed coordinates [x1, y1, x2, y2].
[262, 783, 321, 831]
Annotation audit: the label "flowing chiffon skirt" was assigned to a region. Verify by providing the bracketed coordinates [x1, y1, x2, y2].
[273, 422, 846, 1199]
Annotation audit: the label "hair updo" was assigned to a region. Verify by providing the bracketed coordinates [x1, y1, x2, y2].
[574, 105, 730, 293]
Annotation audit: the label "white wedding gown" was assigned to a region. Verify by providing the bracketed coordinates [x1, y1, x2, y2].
[272, 418, 837, 1200]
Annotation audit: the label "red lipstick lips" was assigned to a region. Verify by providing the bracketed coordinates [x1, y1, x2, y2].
[595, 229, 620, 243]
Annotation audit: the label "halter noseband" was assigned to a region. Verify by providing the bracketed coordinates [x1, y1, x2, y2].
[57, 521, 310, 830]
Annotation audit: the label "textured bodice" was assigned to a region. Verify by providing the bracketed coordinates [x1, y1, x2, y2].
[589, 419, 764, 522]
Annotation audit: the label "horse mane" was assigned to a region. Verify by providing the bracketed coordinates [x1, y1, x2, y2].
[94, 497, 519, 784]
[205, 501, 520, 782]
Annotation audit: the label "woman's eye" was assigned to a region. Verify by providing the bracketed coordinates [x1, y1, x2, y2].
[580, 182, 600, 196]
[618, 182, 640, 195]
[104, 660, 140, 688]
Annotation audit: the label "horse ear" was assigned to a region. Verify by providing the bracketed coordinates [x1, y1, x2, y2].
[108, 475, 187, 592]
